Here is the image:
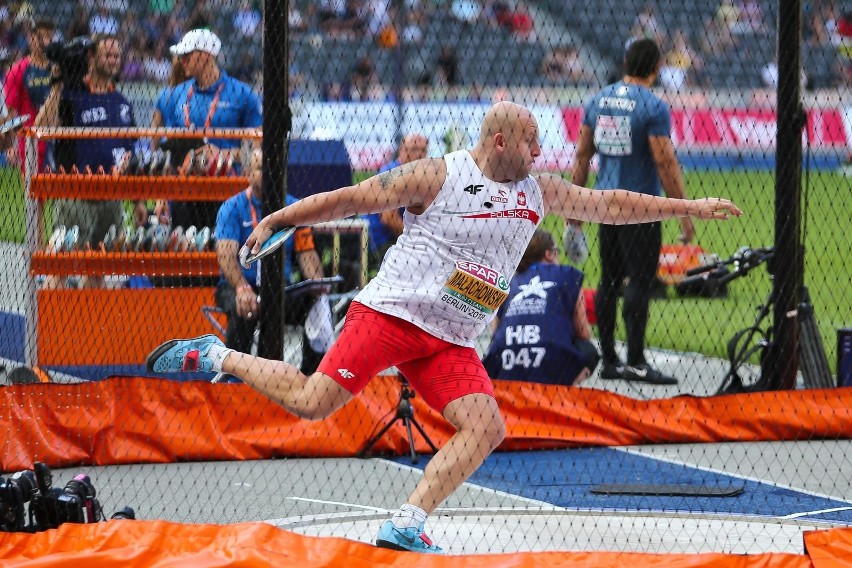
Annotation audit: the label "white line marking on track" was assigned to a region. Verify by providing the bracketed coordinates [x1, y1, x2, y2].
[782, 506, 852, 519]
[266, 511, 388, 527]
[288, 496, 391, 513]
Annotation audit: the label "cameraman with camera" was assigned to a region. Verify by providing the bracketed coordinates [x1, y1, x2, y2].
[35, 33, 137, 289]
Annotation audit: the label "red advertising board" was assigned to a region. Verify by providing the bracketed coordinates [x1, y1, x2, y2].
[562, 107, 848, 150]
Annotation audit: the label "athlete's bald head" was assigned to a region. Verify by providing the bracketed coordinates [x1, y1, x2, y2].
[472, 101, 541, 183]
[479, 101, 534, 141]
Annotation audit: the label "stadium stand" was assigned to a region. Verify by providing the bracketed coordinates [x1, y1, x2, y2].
[0, 0, 844, 104]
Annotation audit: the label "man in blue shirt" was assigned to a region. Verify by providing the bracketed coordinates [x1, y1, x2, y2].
[35, 33, 136, 288]
[483, 229, 600, 386]
[215, 149, 329, 373]
[572, 38, 694, 385]
[364, 133, 428, 271]
[161, 28, 262, 231]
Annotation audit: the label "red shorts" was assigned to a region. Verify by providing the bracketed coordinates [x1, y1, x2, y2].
[317, 302, 494, 413]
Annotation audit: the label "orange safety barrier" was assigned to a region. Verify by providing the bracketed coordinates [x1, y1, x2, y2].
[803, 527, 852, 567]
[36, 288, 217, 366]
[3, 376, 852, 472]
[1, 517, 850, 567]
[0, 521, 852, 568]
[2, 379, 852, 566]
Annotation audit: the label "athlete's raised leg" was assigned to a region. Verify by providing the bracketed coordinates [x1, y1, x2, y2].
[146, 335, 353, 420]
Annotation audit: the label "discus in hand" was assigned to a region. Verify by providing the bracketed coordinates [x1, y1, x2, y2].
[240, 226, 298, 268]
[0, 114, 28, 135]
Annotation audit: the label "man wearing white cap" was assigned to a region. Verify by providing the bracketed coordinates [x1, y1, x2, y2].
[157, 28, 262, 241]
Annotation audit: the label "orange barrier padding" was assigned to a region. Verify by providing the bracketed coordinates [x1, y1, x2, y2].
[2, 377, 852, 472]
[30, 174, 248, 201]
[0, 518, 831, 567]
[31, 252, 219, 277]
[36, 288, 217, 366]
[804, 527, 852, 567]
[494, 383, 852, 450]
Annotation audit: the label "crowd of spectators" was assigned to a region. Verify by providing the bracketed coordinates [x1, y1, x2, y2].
[0, 0, 849, 109]
[0, 0, 268, 87]
[622, 1, 850, 92]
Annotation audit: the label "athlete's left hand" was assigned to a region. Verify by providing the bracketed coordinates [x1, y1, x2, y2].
[690, 198, 743, 220]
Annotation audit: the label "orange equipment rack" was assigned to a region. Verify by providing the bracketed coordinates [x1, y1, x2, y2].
[22, 127, 260, 368]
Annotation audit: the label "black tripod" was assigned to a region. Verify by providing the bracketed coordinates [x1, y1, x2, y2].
[695, 247, 833, 394]
[357, 374, 439, 464]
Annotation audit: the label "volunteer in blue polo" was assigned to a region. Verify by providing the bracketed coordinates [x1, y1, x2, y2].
[215, 149, 330, 374]
[158, 28, 262, 231]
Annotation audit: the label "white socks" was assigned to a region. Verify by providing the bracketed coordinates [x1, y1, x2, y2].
[207, 345, 234, 373]
[391, 504, 427, 530]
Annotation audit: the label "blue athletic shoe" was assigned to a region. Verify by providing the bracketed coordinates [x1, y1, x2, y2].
[375, 520, 444, 554]
[146, 334, 224, 374]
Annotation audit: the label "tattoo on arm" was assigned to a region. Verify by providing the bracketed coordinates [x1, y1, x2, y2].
[377, 163, 416, 191]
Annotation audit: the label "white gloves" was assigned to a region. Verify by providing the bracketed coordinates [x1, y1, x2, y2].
[563, 223, 589, 265]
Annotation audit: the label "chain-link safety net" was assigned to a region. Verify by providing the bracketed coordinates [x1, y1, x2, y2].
[0, 0, 851, 564]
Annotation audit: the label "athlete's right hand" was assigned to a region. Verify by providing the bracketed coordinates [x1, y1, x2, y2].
[241, 219, 276, 259]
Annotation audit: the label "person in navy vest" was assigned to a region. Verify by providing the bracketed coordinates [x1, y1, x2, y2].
[35, 33, 136, 289]
[483, 229, 600, 386]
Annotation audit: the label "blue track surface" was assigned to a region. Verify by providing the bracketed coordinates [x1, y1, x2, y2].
[394, 448, 852, 524]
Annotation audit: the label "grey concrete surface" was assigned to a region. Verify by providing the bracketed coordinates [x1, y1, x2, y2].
[32, 441, 851, 555]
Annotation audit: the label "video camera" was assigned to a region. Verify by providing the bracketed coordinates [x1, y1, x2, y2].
[44, 36, 93, 88]
[0, 461, 135, 533]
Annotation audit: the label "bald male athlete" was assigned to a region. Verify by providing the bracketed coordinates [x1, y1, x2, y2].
[147, 101, 742, 554]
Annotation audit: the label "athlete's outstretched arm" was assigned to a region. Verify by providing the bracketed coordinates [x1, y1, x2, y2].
[536, 173, 743, 225]
[244, 158, 446, 254]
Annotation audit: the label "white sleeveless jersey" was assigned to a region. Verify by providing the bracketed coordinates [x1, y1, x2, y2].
[355, 150, 544, 346]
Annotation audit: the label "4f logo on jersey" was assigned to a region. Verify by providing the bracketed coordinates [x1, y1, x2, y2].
[517, 191, 527, 206]
[337, 369, 354, 380]
[463, 184, 483, 195]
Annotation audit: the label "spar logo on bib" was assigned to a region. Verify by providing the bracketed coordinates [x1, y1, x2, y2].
[441, 260, 510, 317]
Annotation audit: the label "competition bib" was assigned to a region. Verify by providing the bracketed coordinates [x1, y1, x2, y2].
[594, 114, 632, 156]
[441, 260, 510, 319]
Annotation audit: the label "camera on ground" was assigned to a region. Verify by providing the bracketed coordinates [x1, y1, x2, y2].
[0, 461, 135, 533]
